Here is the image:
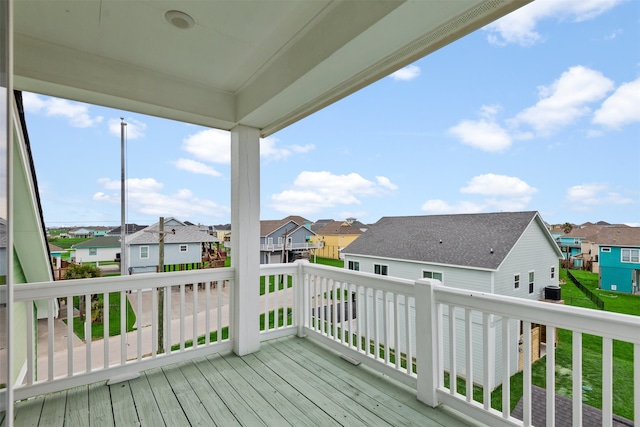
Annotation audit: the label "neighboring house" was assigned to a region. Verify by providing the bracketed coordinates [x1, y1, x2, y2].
[92, 227, 110, 237]
[311, 219, 334, 232]
[212, 224, 232, 244]
[106, 223, 148, 236]
[555, 223, 609, 267]
[260, 216, 320, 264]
[72, 236, 121, 264]
[69, 227, 95, 238]
[126, 218, 219, 274]
[311, 220, 363, 260]
[342, 211, 563, 389]
[581, 226, 640, 293]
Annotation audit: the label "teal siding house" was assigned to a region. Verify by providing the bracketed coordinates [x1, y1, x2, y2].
[594, 227, 640, 293]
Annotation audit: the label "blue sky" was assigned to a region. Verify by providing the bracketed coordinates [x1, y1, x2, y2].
[25, 0, 639, 229]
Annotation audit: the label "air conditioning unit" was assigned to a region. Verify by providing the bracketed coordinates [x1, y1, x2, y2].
[544, 286, 561, 301]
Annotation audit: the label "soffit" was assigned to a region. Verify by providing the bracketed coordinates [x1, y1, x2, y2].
[13, 0, 531, 136]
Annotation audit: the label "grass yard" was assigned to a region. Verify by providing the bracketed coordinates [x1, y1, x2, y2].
[66, 293, 137, 341]
[490, 268, 637, 420]
[312, 257, 344, 268]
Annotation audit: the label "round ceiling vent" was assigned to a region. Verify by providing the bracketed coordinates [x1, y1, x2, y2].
[165, 10, 195, 29]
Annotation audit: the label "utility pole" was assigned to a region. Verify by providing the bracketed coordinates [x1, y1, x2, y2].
[144, 217, 173, 354]
[120, 119, 127, 276]
[158, 217, 165, 354]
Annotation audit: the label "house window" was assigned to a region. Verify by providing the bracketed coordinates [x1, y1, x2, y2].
[514, 274, 520, 289]
[621, 248, 639, 263]
[140, 246, 149, 259]
[601, 247, 611, 252]
[528, 271, 535, 294]
[550, 266, 555, 279]
[179, 244, 188, 252]
[574, 239, 580, 245]
[277, 237, 283, 245]
[422, 270, 443, 281]
[348, 261, 359, 271]
[89, 248, 97, 256]
[374, 264, 388, 276]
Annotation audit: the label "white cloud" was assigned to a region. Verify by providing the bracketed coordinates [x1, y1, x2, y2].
[485, 0, 624, 46]
[390, 65, 421, 81]
[182, 130, 315, 164]
[93, 177, 229, 219]
[376, 176, 398, 191]
[269, 171, 397, 215]
[182, 129, 231, 164]
[173, 158, 221, 177]
[449, 119, 512, 152]
[97, 177, 163, 192]
[422, 174, 537, 214]
[421, 199, 486, 214]
[565, 183, 633, 210]
[512, 66, 614, 135]
[108, 118, 147, 140]
[592, 77, 640, 129]
[22, 92, 103, 127]
[461, 173, 538, 198]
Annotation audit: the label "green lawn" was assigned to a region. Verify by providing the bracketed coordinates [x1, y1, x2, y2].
[66, 293, 137, 341]
[311, 257, 344, 268]
[490, 269, 637, 419]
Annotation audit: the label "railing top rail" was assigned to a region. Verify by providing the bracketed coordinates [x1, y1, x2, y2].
[301, 262, 415, 294]
[430, 282, 640, 344]
[11, 267, 235, 302]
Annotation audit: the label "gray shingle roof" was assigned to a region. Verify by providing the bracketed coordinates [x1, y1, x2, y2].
[127, 225, 219, 245]
[342, 211, 543, 270]
[72, 236, 122, 248]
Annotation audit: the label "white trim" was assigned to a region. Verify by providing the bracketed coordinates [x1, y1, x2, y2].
[139, 245, 149, 259]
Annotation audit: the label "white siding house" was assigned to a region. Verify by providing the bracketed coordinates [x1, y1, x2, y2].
[342, 211, 563, 389]
[72, 236, 121, 264]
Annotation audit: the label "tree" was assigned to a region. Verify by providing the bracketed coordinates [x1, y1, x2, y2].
[65, 264, 102, 321]
[562, 222, 573, 234]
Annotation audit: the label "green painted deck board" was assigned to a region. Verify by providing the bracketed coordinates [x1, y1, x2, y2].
[144, 368, 191, 426]
[127, 373, 164, 427]
[255, 344, 380, 426]
[36, 390, 66, 427]
[193, 353, 267, 426]
[223, 352, 334, 427]
[13, 394, 44, 427]
[64, 385, 89, 427]
[7, 336, 474, 426]
[176, 360, 242, 426]
[278, 337, 464, 427]
[205, 353, 291, 426]
[110, 380, 141, 427]
[88, 382, 114, 426]
[161, 362, 217, 426]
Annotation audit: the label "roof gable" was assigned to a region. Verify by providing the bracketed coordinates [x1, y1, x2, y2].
[314, 221, 364, 236]
[343, 211, 548, 270]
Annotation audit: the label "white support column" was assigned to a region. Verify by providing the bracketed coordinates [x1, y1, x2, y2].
[415, 278, 441, 407]
[231, 125, 261, 356]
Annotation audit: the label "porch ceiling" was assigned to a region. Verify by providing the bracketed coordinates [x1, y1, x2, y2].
[13, 0, 530, 137]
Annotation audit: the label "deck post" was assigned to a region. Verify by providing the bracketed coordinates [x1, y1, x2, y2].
[415, 278, 441, 407]
[231, 125, 261, 356]
[294, 260, 309, 337]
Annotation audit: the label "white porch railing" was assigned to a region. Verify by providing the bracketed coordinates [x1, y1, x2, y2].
[259, 241, 323, 251]
[296, 262, 639, 427]
[4, 261, 639, 427]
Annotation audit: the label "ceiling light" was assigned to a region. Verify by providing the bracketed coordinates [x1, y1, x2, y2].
[165, 10, 195, 29]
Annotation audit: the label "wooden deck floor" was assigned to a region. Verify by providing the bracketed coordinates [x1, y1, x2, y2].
[6, 336, 477, 426]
